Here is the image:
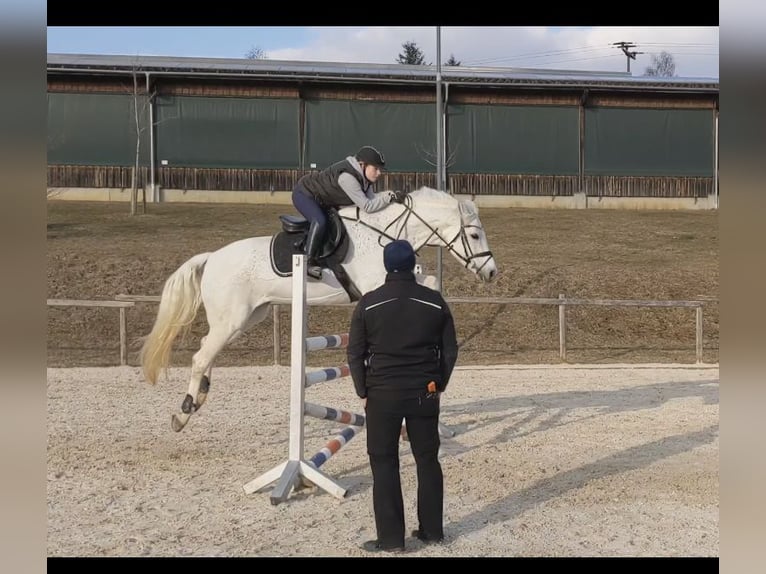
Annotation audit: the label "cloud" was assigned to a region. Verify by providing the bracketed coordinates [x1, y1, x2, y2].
[266, 26, 718, 79]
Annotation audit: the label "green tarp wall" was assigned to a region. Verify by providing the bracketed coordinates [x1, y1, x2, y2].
[585, 108, 714, 176]
[304, 101, 580, 175]
[154, 96, 300, 168]
[48, 93, 715, 177]
[447, 104, 580, 174]
[47, 92, 149, 165]
[303, 99, 436, 172]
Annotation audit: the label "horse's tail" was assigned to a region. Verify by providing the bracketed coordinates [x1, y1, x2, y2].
[139, 252, 211, 385]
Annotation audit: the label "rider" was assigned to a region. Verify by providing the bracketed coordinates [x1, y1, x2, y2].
[291, 146, 407, 279]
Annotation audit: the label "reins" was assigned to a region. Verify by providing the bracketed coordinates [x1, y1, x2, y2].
[340, 194, 494, 273]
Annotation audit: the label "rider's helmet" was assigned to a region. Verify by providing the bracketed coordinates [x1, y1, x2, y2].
[355, 146, 386, 169]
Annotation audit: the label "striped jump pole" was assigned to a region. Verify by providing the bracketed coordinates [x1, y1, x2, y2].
[305, 333, 349, 352]
[295, 424, 364, 491]
[297, 403, 364, 491]
[304, 402, 366, 427]
[307, 425, 363, 470]
[304, 364, 350, 388]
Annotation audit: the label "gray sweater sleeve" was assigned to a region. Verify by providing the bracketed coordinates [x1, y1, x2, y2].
[338, 172, 393, 213]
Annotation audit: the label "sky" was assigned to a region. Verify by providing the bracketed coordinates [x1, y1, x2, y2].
[47, 26, 720, 79]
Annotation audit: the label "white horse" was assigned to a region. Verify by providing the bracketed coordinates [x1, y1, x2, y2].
[139, 186, 498, 431]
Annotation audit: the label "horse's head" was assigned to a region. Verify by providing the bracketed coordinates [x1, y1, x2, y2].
[400, 187, 498, 283]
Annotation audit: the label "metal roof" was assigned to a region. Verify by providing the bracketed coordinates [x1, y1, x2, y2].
[47, 53, 719, 94]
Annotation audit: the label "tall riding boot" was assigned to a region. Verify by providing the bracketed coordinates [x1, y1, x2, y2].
[304, 221, 324, 280]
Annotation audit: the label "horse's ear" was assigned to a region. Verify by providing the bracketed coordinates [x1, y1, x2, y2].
[458, 198, 478, 218]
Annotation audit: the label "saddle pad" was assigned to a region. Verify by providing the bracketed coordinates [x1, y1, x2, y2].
[269, 231, 305, 277]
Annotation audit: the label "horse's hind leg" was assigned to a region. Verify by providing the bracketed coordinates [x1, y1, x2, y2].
[191, 335, 214, 409]
[178, 334, 213, 411]
[171, 327, 232, 432]
[171, 304, 272, 432]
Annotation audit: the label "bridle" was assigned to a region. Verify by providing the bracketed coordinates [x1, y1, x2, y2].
[340, 195, 494, 274]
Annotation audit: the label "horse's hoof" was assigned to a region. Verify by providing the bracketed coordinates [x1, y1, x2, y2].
[171, 414, 187, 432]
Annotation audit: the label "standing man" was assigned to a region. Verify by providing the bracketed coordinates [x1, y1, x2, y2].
[347, 239, 459, 553]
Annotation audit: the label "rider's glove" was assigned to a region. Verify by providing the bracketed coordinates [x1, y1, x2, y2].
[390, 190, 408, 204]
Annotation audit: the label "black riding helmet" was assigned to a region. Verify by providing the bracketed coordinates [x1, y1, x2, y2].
[355, 146, 386, 169]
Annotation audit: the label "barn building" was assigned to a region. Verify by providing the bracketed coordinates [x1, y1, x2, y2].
[47, 53, 719, 209]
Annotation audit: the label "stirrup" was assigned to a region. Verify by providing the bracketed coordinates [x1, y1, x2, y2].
[307, 265, 323, 279]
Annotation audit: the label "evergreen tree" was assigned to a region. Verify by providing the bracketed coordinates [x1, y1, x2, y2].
[397, 41, 428, 65]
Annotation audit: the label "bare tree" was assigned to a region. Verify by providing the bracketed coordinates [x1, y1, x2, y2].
[397, 41, 430, 65]
[644, 51, 677, 77]
[413, 140, 461, 187]
[125, 62, 177, 215]
[245, 46, 267, 59]
[128, 68, 149, 215]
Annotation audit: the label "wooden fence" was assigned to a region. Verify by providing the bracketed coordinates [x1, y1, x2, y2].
[109, 294, 710, 365]
[47, 299, 135, 365]
[46, 295, 711, 367]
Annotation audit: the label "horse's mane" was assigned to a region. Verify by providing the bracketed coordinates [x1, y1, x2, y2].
[409, 186, 480, 220]
[407, 186, 457, 206]
[340, 185, 479, 227]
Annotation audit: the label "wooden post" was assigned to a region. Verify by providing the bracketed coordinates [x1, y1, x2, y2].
[273, 305, 281, 366]
[559, 293, 567, 362]
[119, 307, 127, 365]
[696, 305, 703, 364]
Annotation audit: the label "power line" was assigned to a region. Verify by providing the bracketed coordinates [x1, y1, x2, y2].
[459, 42, 717, 73]
[638, 42, 717, 47]
[536, 54, 622, 67]
[463, 44, 609, 66]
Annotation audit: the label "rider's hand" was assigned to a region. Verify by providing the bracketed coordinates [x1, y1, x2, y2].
[391, 190, 408, 204]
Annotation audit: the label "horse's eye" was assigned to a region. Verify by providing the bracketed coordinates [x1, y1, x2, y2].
[470, 233, 479, 240]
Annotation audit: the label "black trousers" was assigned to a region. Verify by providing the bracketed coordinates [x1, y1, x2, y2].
[365, 393, 443, 548]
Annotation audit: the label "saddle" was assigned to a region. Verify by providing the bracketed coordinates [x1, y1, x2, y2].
[269, 208, 362, 302]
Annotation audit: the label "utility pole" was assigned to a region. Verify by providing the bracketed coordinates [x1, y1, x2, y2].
[612, 41, 644, 74]
[435, 26, 444, 292]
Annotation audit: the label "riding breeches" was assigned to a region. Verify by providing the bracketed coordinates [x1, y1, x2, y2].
[291, 185, 327, 238]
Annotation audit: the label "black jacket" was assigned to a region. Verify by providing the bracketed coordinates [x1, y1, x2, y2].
[347, 271, 459, 399]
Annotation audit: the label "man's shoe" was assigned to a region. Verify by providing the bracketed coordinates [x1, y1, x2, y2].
[360, 539, 405, 553]
[411, 529, 444, 544]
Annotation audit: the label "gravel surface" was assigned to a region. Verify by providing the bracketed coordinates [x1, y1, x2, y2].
[47, 364, 718, 557]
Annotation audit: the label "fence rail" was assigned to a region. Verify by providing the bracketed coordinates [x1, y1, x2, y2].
[112, 294, 714, 365]
[47, 298, 135, 365]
